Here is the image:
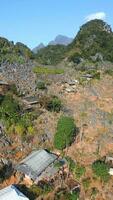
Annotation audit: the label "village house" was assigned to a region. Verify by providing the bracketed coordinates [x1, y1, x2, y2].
[0, 185, 29, 200]
[16, 149, 64, 184]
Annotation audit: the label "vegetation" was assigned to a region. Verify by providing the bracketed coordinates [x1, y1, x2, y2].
[92, 160, 110, 182]
[47, 96, 62, 112]
[67, 19, 113, 63]
[82, 178, 91, 190]
[40, 95, 62, 112]
[36, 81, 46, 90]
[55, 190, 79, 200]
[33, 66, 64, 75]
[0, 94, 20, 123]
[54, 116, 76, 150]
[0, 37, 34, 64]
[66, 156, 76, 172]
[104, 69, 113, 76]
[35, 44, 67, 65]
[74, 164, 86, 179]
[0, 93, 37, 137]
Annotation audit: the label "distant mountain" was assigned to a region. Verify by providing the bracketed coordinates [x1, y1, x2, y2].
[48, 35, 73, 46]
[32, 43, 45, 53]
[33, 35, 73, 54]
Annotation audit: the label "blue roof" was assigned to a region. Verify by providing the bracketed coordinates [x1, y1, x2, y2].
[0, 185, 29, 200]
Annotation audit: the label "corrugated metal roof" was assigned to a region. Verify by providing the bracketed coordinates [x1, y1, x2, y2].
[0, 185, 29, 200]
[16, 149, 58, 180]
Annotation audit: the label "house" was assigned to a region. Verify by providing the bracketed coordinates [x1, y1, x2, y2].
[16, 149, 59, 184]
[0, 185, 29, 200]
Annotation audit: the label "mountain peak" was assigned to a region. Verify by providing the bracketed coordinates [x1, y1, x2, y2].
[32, 43, 45, 53]
[49, 35, 73, 46]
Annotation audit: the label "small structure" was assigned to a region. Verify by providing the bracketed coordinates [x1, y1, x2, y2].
[109, 168, 113, 175]
[16, 149, 59, 184]
[106, 155, 113, 176]
[106, 155, 113, 166]
[0, 185, 29, 200]
[81, 74, 94, 79]
[22, 96, 39, 106]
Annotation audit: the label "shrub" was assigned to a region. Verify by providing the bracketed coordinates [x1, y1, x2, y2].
[9, 84, 18, 95]
[15, 124, 25, 136]
[66, 156, 76, 172]
[92, 160, 110, 182]
[0, 94, 20, 122]
[82, 178, 90, 190]
[27, 126, 35, 135]
[74, 164, 86, 179]
[36, 81, 46, 90]
[105, 69, 113, 76]
[55, 191, 79, 200]
[47, 96, 62, 112]
[54, 116, 76, 150]
[40, 95, 62, 112]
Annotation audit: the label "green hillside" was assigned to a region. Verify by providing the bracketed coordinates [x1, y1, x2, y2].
[35, 44, 67, 65]
[67, 19, 113, 63]
[0, 37, 34, 64]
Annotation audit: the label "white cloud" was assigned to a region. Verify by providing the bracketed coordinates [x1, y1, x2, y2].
[85, 12, 106, 22]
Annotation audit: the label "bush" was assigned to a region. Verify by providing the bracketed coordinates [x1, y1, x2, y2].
[54, 116, 76, 150]
[92, 160, 110, 182]
[0, 94, 20, 122]
[82, 178, 90, 190]
[40, 95, 62, 112]
[105, 69, 113, 76]
[47, 96, 62, 112]
[9, 84, 18, 95]
[74, 164, 86, 179]
[55, 191, 79, 200]
[36, 81, 46, 90]
[66, 156, 76, 172]
[14, 124, 25, 136]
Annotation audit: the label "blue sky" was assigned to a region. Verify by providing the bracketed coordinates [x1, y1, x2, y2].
[0, 0, 113, 48]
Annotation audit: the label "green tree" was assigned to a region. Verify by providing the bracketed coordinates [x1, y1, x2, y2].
[54, 116, 76, 150]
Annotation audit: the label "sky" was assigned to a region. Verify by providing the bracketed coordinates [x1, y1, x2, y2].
[0, 0, 113, 49]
